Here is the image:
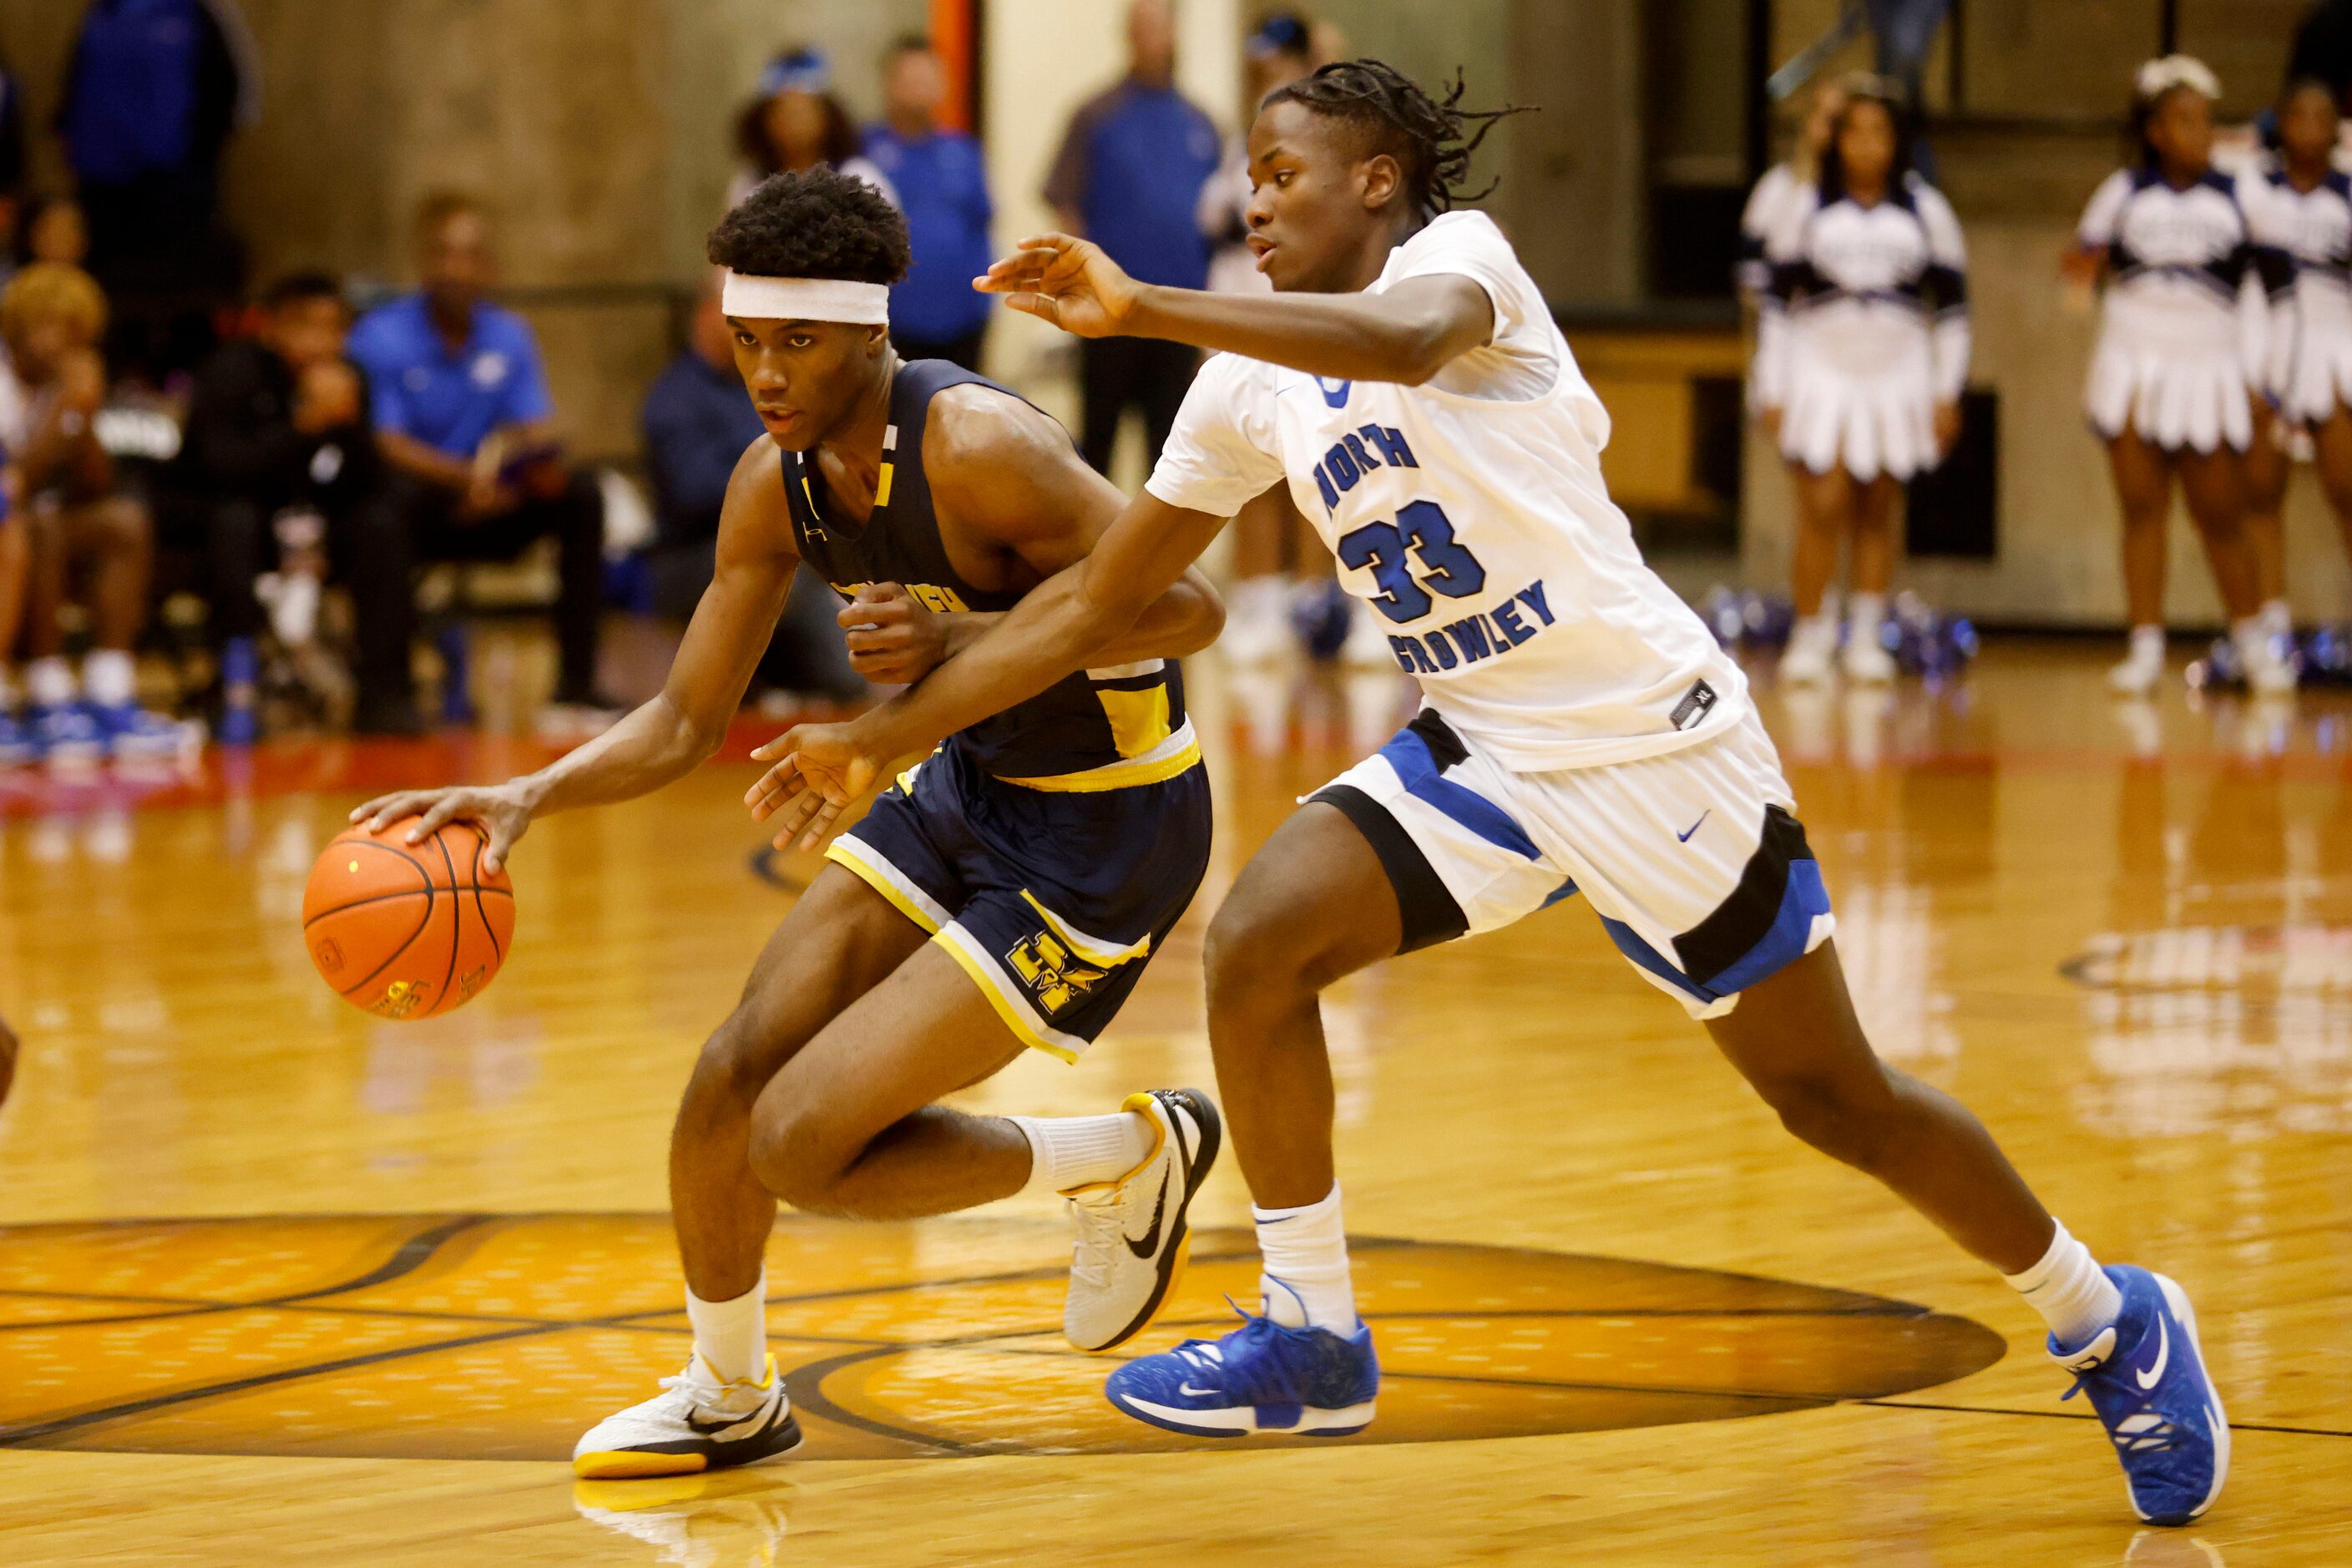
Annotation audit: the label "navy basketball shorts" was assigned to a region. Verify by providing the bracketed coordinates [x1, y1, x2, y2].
[826, 741, 1213, 1060]
[1309, 707, 1834, 1019]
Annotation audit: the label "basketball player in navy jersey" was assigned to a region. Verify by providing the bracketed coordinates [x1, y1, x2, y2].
[352, 169, 1228, 1478]
[760, 63, 2228, 1525]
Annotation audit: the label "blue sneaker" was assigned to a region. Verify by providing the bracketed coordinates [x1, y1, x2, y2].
[1105, 1297, 1378, 1438]
[88, 701, 195, 760]
[30, 703, 105, 764]
[2053, 1265, 2228, 1525]
[0, 711, 39, 767]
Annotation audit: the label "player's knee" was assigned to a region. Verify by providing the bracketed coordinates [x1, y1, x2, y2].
[745, 1105, 846, 1215]
[1757, 1068, 1899, 1171]
[681, 1014, 781, 1124]
[1205, 893, 1338, 1009]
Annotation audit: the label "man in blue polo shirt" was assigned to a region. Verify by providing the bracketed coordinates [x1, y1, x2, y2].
[862, 34, 994, 370]
[1041, 0, 1220, 474]
[347, 192, 609, 727]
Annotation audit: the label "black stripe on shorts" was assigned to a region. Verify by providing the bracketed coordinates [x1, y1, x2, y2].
[1672, 804, 1813, 986]
[1310, 784, 1469, 954]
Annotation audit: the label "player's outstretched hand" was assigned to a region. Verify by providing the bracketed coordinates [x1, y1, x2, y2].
[974, 234, 1138, 338]
[839, 582, 947, 685]
[746, 723, 882, 852]
[349, 784, 535, 877]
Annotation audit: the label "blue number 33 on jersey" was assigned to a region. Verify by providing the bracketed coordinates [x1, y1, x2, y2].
[1336, 500, 1489, 625]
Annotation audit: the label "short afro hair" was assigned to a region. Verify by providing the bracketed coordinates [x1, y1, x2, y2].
[706, 168, 909, 286]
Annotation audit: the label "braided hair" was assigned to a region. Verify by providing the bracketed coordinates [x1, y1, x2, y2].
[1264, 60, 1530, 218]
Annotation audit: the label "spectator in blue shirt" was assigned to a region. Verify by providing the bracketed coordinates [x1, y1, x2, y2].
[1042, 0, 1222, 475]
[346, 192, 611, 726]
[640, 287, 858, 705]
[862, 35, 994, 371]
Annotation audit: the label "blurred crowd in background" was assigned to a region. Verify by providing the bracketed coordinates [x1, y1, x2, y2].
[5, 1, 2352, 773]
[0, 1, 1361, 768]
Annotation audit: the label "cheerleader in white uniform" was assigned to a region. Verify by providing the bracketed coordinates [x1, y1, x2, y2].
[1736, 78, 1849, 316]
[1754, 81, 1965, 684]
[2243, 78, 2352, 638]
[2070, 57, 2292, 695]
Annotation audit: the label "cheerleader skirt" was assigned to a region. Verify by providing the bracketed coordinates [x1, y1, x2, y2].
[2084, 330, 2253, 453]
[1778, 337, 1942, 483]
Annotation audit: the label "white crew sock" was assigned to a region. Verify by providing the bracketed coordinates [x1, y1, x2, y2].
[1009, 1110, 1155, 1194]
[2003, 1220, 2123, 1351]
[2260, 598, 2294, 639]
[1846, 590, 1886, 638]
[84, 649, 136, 708]
[685, 1271, 767, 1385]
[2127, 625, 2165, 664]
[1255, 1182, 1358, 1333]
[24, 656, 75, 709]
[1791, 611, 1836, 646]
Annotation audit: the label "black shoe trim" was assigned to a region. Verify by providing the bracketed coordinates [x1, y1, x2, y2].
[1090, 1089, 1222, 1353]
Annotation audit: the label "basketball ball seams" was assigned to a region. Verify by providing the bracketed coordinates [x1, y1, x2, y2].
[336, 881, 434, 1000]
[304, 840, 431, 922]
[432, 832, 462, 1018]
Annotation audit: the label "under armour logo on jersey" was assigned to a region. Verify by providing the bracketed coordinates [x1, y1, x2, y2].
[1315, 377, 1352, 408]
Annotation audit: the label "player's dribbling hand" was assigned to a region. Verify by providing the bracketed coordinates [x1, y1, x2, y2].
[350, 784, 534, 876]
[745, 723, 880, 852]
[839, 583, 946, 685]
[974, 235, 1139, 338]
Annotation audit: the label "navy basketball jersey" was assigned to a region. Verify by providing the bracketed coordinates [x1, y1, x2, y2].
[782, 359, 1196, 788]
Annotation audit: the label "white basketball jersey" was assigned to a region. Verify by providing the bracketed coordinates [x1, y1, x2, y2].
[1148, 210, 1746, 772]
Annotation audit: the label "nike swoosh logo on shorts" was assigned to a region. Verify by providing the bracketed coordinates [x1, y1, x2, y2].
[1678, 811, 1711, 843]
[1125, 1171, 1171, 1258]
[2137, 1316, 2171, 1389]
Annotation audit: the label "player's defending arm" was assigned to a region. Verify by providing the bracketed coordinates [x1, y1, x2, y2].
[824, 388, 1223, 687]
[975, 232, 1493, 386]
[750, 486, 1225, 849]
[352, 440, 800, 872]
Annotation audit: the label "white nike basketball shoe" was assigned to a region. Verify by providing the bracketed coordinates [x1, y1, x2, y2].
[573, 1353, 802, 1479]
[1061, 1088, 1222, 1353]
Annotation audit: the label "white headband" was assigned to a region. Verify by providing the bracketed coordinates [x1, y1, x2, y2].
[2137, 54, 2220, 104]
[720, 271, 890, 325]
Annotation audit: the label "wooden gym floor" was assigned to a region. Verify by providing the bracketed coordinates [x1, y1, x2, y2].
[2, 640, 2349, 1565]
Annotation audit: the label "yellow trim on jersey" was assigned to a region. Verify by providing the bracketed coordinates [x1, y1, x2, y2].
[1095, 683, 1174, 760]
[873, 462, 894, 508]
[935, 924, 1085, 1062]
[996, 719, 1201, 793]
[1019, 891, 1153, 967]
[824, 837, 946, 934]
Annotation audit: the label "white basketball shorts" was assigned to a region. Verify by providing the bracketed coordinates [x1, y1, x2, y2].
[1308, 707, 1835, 1019]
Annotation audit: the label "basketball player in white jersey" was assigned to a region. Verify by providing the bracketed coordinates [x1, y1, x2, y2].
[754, 62, 2227, 1525]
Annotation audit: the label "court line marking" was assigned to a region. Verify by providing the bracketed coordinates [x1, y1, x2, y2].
[1858, 1398, 2352, 1439]
[0, 1217, 2000, 1454]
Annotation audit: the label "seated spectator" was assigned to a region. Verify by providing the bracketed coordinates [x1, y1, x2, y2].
[727, 46, 896, 213]
[641, 286, 859, 706]
[0, 262, 181, 759]
[170, 271, 409, 738]
[347, 193, 614, 726]
[863, 35, 994, 369]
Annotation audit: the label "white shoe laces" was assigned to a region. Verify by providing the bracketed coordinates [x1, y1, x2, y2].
[1068, 1188, 1124, 1292]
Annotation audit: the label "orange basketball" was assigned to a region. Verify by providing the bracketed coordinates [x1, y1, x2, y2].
[303, 817, 515, 1019]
